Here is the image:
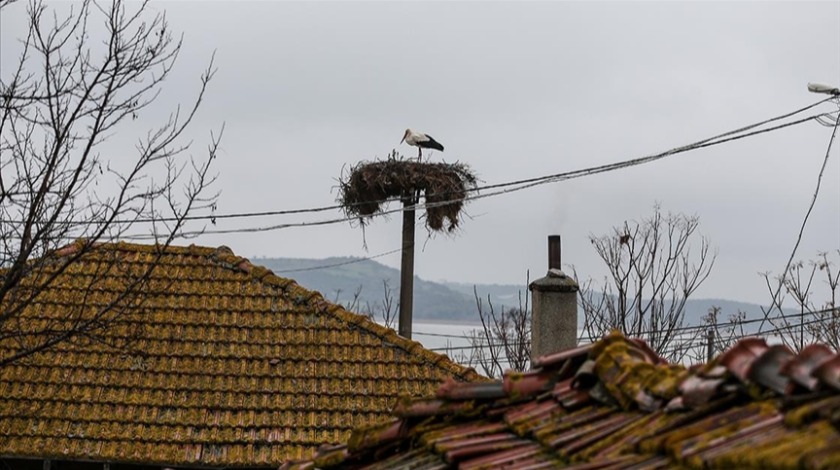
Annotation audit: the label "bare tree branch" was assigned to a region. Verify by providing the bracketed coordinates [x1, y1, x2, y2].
[575, 205, 716, 360]
[759, 106, 840, 335]
[760, 251, 840, 351]
[462, 273, 531, 378]
[0, 0, 220, 365]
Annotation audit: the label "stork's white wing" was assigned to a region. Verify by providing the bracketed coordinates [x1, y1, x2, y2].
[405, 132, 429, 145]
[414, 132, 431, 143]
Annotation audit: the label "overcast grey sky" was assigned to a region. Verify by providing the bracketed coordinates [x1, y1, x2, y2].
[3, 1, 839, 305]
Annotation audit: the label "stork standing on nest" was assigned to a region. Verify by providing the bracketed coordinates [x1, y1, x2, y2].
[400, 129, 444, 160]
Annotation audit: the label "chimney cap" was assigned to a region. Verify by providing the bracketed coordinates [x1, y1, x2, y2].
[529, 270, 578, 292]
[547, 268, 567, 279]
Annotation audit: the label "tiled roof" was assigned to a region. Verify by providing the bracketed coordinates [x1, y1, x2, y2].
[285, 331, 840, 469]
[0, 242, 482, 467]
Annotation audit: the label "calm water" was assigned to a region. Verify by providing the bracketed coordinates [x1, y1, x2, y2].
[396, 321, 793, 368]
[389, 322, 586, 370]
[398, 321, 586, 352]
[410, 322, 482, 353]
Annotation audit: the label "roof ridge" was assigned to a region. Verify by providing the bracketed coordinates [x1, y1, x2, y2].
[49, 240, 485, 383]
[205, 244, 486, 383]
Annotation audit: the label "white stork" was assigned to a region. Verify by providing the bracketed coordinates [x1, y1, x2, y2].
[400, 128, 444, 160]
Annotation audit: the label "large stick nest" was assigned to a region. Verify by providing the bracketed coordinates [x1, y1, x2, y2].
[338, 156, 478, 232]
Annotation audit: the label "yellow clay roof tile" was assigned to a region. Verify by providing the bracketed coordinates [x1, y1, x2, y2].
[0, 241, 484, 467]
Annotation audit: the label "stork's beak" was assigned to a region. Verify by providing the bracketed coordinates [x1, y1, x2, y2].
[399, 136, 405, 144]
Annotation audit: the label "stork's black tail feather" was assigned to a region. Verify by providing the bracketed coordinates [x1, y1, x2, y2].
[419, 136, 444, 152]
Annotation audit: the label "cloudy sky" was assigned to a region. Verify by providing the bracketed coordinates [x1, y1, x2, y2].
[2, 1, 839, 306]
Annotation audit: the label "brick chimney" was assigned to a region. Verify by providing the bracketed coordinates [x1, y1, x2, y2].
[529, 235, 579, 366]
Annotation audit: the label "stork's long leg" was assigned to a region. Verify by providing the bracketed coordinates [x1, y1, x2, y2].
[418, 147, 422, 161]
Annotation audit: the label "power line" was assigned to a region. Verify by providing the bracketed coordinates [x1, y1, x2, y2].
[128, 96, 840, 224]
[758, 109, 840, 333]
[413, 330, 483, 340]
[8, 108, 838, 244]
[435, 311, 838, 356]
[429, 342, 530, 353]
[5, 97, 836, 235]
[472, 100, 837, 194]
[270, 248, 402, 274]
[418, 306, 839, 348]
[117, 105, 838, 241]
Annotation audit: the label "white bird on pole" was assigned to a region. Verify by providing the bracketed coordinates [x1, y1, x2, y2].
[400, 128, 444, 160]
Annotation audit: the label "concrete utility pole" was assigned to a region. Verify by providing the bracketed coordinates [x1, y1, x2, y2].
[398, 192, 416, 339]
[706, 329, 715, 363]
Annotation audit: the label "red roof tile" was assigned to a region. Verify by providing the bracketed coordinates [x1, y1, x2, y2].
[284, 330, 840, 469]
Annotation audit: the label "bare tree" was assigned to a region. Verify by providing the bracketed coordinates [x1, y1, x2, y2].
[455, 275, 531, 379]
[365, 279, 398, 330]
[334, 285, 365, 311]
[683, 306, 748, 364]
[760, 251, 840, 351]
[341, 280, 399, 330]
[576, 206, 715, 359]
[0, 0, 219, 365]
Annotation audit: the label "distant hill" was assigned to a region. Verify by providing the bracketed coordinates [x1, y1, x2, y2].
[254, 256, 479, 322]
[253, 256, 772, 325]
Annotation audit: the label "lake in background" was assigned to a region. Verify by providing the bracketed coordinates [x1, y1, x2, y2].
[411, 321, 481, 353]
[395, 322, 586, 370]
[398, 321, 794, 370]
